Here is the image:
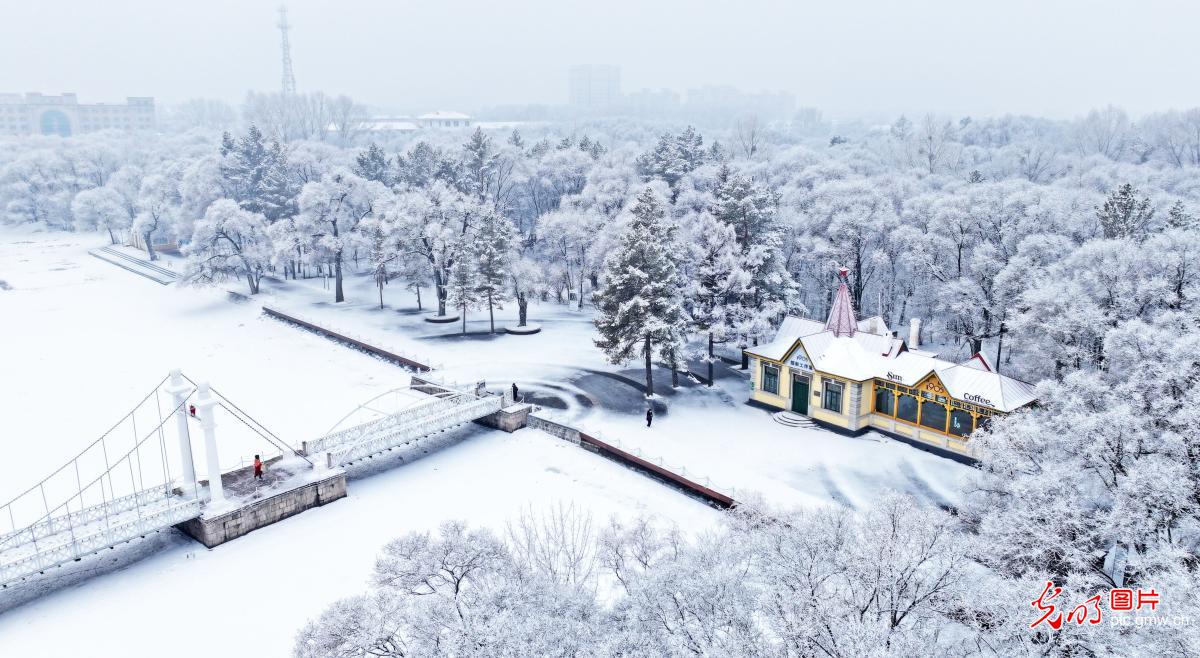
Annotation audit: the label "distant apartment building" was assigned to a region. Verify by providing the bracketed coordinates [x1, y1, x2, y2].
[417, 111, 472, 128]
[0, 93, 155, 137]
[623, 88, 682, 117]
[685, 86, 796, 121]
[568, 65, 621, 110]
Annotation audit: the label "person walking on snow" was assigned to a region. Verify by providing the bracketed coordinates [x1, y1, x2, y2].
[253, 454, 263, 479]
[646, 407, 654, 427]
[512, 382, 519, 403]
[189, 404, 196, 418]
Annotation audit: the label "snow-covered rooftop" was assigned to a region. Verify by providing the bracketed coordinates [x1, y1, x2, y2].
[749, 314, 1036, 413]
[418, 110, 471, 120]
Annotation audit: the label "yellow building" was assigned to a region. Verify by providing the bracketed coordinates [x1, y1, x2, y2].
[744, 268, 1036, 461]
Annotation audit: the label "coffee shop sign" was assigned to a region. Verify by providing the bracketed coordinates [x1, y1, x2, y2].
[964, 392, 994, 407]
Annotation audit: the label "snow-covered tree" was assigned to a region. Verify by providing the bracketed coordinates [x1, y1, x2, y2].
[1096, 182, 1154, 239]
[71, 187, 129, 244]
[712, 166, 798, 349]
[133, 174, 180, 261]
[445, 233, 482, 335]
[295, 169, 382, 302]
[684, 212, 750, 385]
[473, 209, 515, 333]
[593, 187, 687, 396]
[353, 142, 393, 186]
[635, 126, 708, 192]
[184, 199, 271, 294]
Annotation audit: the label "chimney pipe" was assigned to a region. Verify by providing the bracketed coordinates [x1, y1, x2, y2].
[909, 318, 921, 348]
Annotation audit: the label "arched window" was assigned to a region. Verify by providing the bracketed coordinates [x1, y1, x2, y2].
[40, 110, 71, 137]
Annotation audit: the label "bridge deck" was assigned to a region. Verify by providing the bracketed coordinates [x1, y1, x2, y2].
[1, 490, 200, 586]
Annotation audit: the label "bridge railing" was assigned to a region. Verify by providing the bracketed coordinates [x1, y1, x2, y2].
[330, 395, 502, 465]
[1, 495, 200, 586]
[304, 390, 478, 456]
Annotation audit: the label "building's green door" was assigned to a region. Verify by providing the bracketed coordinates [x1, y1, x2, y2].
[791, 378, 809, 414]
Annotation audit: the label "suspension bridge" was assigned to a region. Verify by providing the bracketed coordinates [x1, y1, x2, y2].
[0, 372, 503, 590]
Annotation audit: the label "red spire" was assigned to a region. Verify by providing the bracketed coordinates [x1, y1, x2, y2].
[826, 267, 857, 337]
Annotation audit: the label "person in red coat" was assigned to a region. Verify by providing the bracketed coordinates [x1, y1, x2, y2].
[253, 455, 263, 479]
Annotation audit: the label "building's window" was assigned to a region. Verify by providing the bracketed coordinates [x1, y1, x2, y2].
[823, 379, 844, 413]
[949, 409, 973, 437]
[874, 386, 894, 416]
[920, 402, 947, 433]
[975, 413, 993, 433]
[762, 364, 779, 395]
[896, 392, 919, 423]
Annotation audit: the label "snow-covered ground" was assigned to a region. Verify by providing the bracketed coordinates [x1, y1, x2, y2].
[249, 249, 974, 510]
[0, 228, 718, 657]
[0, 227, 973, 655]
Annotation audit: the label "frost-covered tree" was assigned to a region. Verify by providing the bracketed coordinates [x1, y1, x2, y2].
[296, 169, 382, 302]
[353, 142, 393, 186]
[71, 187, 129, 244]
[394, 182, 476, 316]
[593, 188, 687, 396]
[635, 126, 708, 191]
[219, 125, 294, 221]
[445, 233, 482, 335]
[1096, 182, 1154, 239]
[184, 199, 271, 294]
[684, 212, 750, 385]
[712, 166, 798, 348]
[473, 209, 515, 333]
[295, 520, 601, 658]
[133, 174, 180, 261]
[357, 209, 402, 308]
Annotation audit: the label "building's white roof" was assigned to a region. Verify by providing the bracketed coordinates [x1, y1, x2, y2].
[748, 336, 797, 362]
[418, 111, 471, 120]
[362, 120, 419, 131]
[773, 314, 889, 342]
[749, 314, 1036, 412]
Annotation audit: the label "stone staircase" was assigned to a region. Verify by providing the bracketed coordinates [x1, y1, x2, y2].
[772, 411, 816, 429]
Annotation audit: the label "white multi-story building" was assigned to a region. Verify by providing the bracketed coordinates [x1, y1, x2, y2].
[416, 111, 472, 129]
[568, 65, 621, 110]
[0, 93, 156, 137]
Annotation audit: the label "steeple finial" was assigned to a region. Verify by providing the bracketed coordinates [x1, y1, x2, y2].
[826, 267, 857, 337]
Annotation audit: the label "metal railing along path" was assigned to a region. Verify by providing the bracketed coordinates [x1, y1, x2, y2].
[327, 396, 502, 466]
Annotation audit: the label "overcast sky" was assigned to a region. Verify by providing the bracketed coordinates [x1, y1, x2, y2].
[3, 0, 1196, 118]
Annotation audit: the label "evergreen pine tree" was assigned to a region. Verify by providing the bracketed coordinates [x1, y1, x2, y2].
[219, 131, 236, 157]
[710, 167, 798, 348]
[1096, 183, 1154, 239]
[256, 139, 293, 222]
[354, 142, 394, 186]
[507, 128, 525, 149]
[593, 188, 687, 397]
[474, 210, 515, 333]
[635, 126, 708, 195]
[461, 128, 498, 203]
[686, 213, 750, 386]
[1166, 200, 1197, 230]
[446, 234, 483, 335]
